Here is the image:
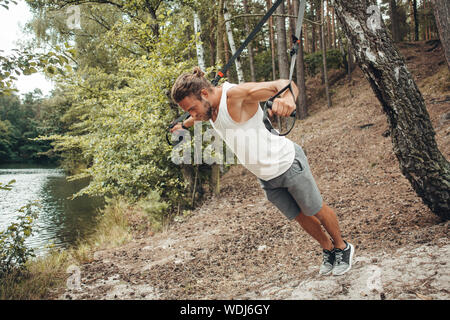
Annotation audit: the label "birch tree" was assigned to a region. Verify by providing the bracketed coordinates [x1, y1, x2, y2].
[333, 0, 449, 220]
[224, 0, 245, 83]
[193, 11, 206, 71]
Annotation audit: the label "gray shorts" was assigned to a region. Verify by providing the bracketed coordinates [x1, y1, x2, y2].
[258, 143, 323, 220]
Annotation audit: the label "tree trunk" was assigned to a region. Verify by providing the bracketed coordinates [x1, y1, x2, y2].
[320, 0, 332, 107]
[293, 0, 308, 119]
[208, 15, 216, 67]
[304, 21, 309, 53]
[223, 26, 230, 78]
[431, 0, 450, 68]
[331, 3, 336, 48]
[412, 0, 419, 41]
[213, 0, 225, 195]
[390, 0, 401, 42]
[276, 0, 290, 79]
[211, 164, 220, 196]
[347, 40, 353, 82]
[424, 0, 430, 41]
[334, 0, 450, 220]
[216, 0, 225, 66]
[193, 12, 206, 71]
[326, 0, 332, 48]
[311, 8, 317, 53]
[224, 1, 245, 83]
[267, 0, 277, 80]
[243, 0, 257, 81]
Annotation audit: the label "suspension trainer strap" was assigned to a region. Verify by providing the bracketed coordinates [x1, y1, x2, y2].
[211, 0, 284, 86]
[289, 0, 307, 84]
[262, 0, 307, 136]
[169, 0, 285, 145]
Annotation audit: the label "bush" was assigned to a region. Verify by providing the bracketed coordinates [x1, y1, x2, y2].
[137, 190, 170, 232]
[0, 193, 39, 278]
[304, 49, 344, 77]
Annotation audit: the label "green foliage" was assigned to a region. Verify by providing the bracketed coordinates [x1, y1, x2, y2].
[39, 5, 198, 213]
[304, 49, 344, 77]
[0, 91, 57, 163]
[136, 190, 170, 231]
[0, 0, 17, 10]
[0, 182, 39, 278]
[0, 48, 70, 96]
[0, 1, 71, 96]
[0, 119, 14, 160]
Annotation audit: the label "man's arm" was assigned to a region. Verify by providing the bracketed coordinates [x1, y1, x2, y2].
[228, 80, 299, 118]
[170, 115, 195, 133]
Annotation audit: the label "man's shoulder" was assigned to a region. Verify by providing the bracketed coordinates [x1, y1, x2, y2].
[226, 82, 250, 99]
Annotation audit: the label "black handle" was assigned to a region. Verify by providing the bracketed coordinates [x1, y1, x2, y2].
[168, 112, 190, 130]
[166, 112, 190, 146]
[265, 100, 296, 118]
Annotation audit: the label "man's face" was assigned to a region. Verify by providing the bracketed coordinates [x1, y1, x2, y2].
[178, 94, 213, 121]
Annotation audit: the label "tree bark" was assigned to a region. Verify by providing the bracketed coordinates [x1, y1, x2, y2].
[334, 0, 450, 220]
[224, 0, 245, 83]
[276, 0, 290, 79]
[216, 0, 225, 66]
[347, 40, 353, 82]
[320, 0, 332, 107]
[389, 0, 401, 42]
[211, 164, 220, 196]
[304, 21, 309, 53]
[311, 7, 317, 52]
[193, 12, 206, 71]
[431, 0, 450, 68]
[293, 0, 308, 119]
[331, 3, 336, 48]
[243, 0, 257, 81]
[267, 0, 277, 80]
[326, 0, 332, 48]
[208, 14, 216, 67]
[412, 0, 419, 41]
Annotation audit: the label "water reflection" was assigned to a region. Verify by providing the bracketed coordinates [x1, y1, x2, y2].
[0, 164, 104, 256]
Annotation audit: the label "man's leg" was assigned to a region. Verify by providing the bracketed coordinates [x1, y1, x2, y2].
[294, 202, 345, 250]
[294, 213, 334, 251]
[312, 202, 354, 275]
[313, 202, 346, 250]
[295, 202, 353, 276]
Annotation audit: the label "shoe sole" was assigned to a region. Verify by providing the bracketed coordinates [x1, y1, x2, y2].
[332, 243, 355, 276]
[319, 269, 333, 276]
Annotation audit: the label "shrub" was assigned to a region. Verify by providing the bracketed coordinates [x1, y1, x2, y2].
[0, 192, 39, 278]
[304, 49, 344, 76]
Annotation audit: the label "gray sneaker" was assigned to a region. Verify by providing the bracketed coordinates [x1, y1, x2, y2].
[332, 241, 355, 276]
[319, 249, 335, 275]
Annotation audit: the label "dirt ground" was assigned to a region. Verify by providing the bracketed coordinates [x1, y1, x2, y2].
[56, 41, 449, 300]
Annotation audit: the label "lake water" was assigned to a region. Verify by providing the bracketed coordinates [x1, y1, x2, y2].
[0, 164, 104, 256]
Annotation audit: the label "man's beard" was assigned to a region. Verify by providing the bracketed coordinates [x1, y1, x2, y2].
[203, 99, 213, 120]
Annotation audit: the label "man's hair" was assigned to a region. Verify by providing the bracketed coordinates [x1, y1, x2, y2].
[171, 67, 213, 103]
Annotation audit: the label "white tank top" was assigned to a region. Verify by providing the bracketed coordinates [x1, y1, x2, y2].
[210, 82, 295, 181]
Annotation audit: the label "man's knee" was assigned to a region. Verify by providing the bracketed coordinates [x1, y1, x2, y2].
[312, 202, 330, 221]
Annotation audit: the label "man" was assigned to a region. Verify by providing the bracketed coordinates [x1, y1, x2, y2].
[170, 67, 354, 276]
